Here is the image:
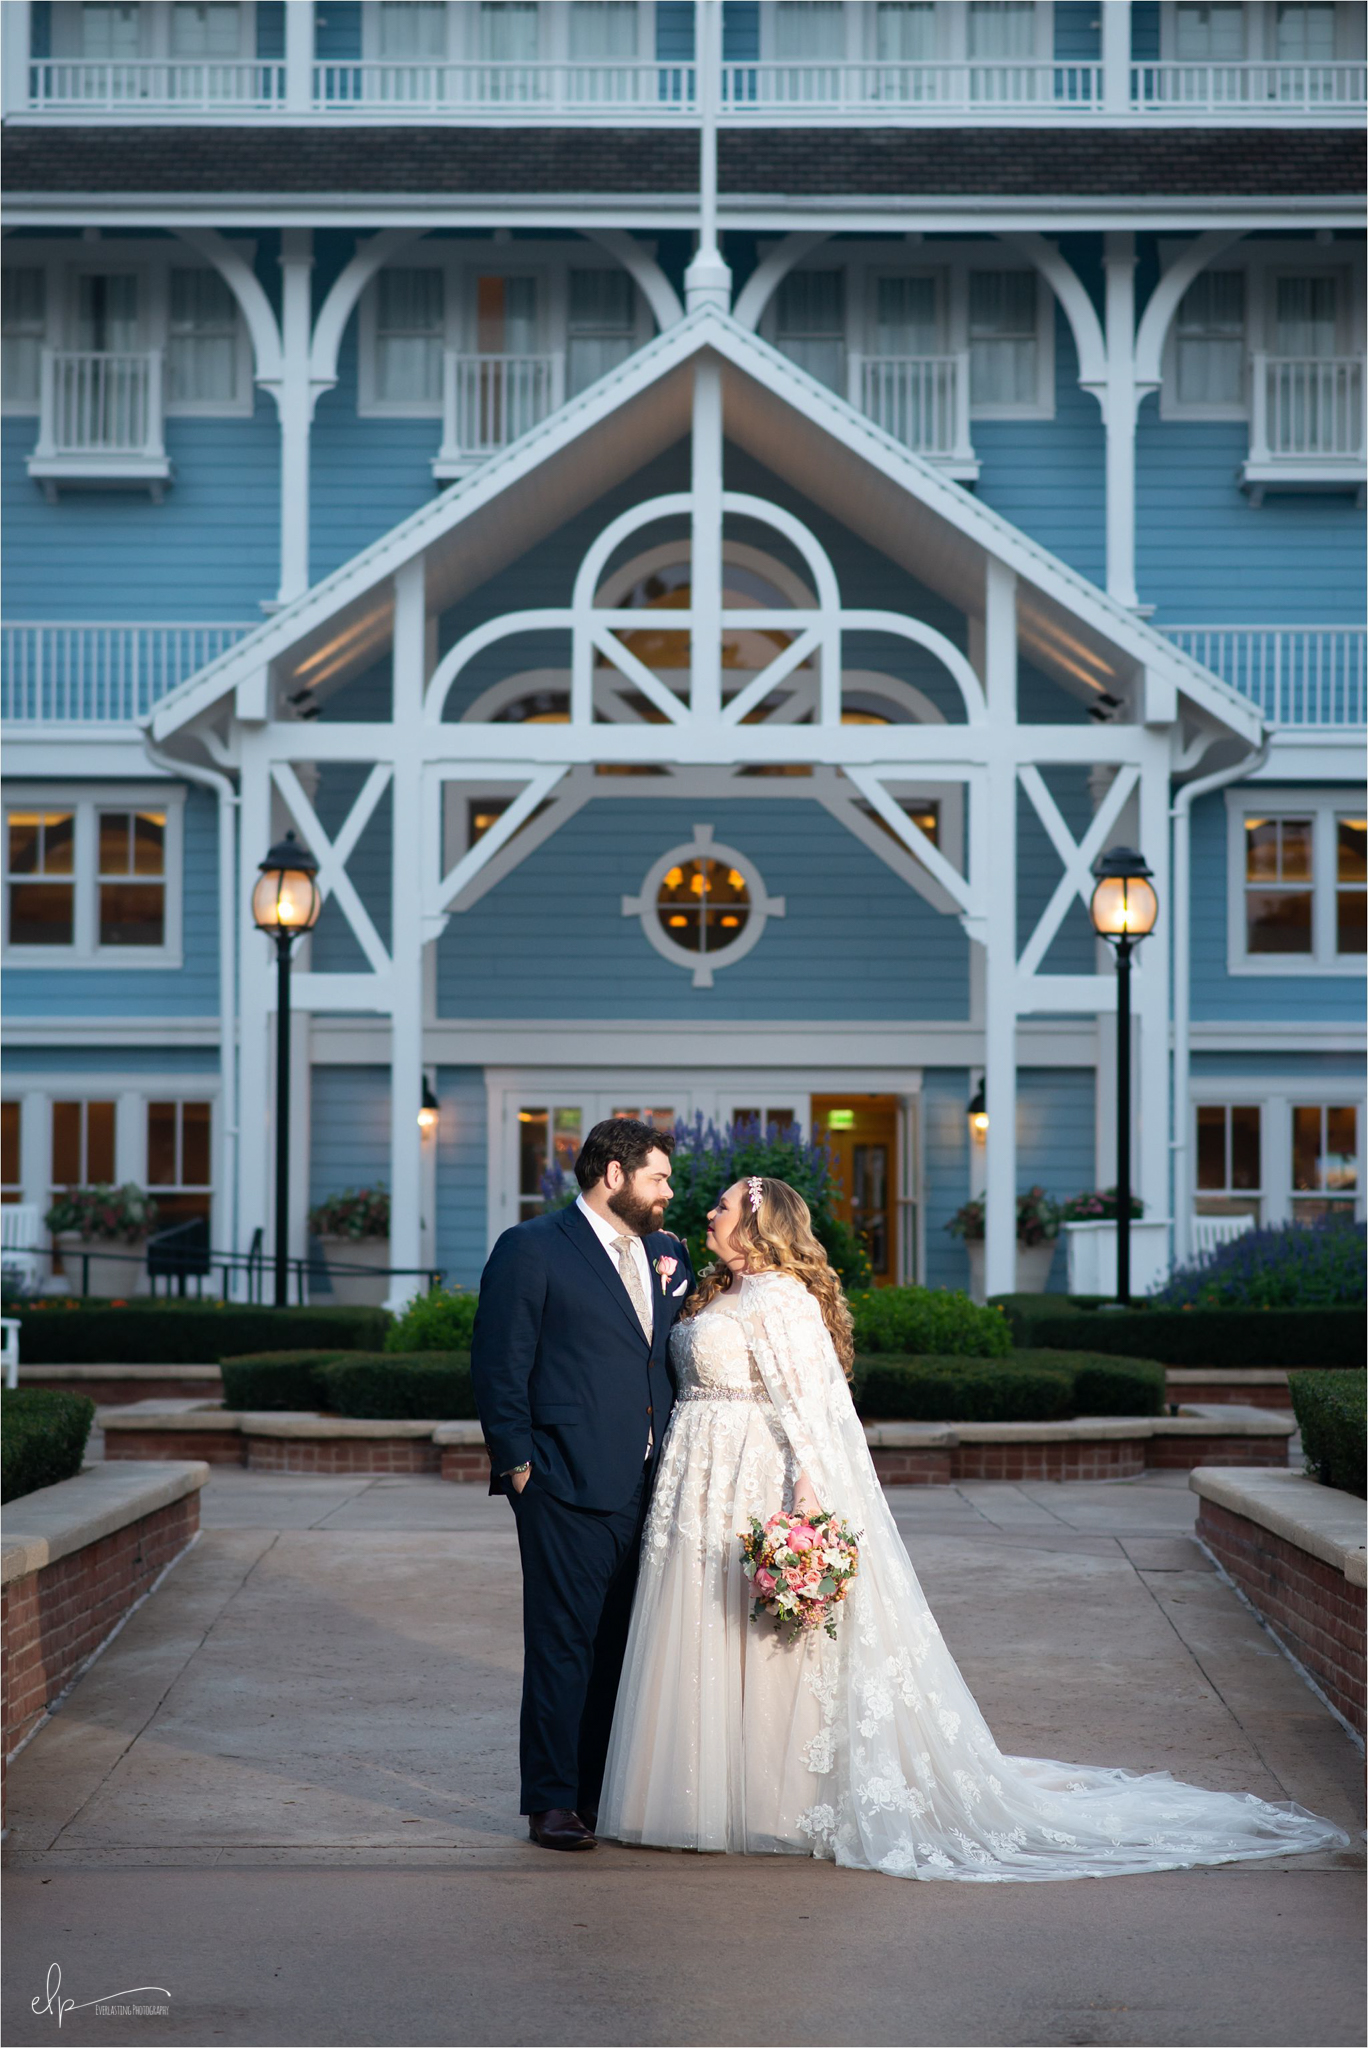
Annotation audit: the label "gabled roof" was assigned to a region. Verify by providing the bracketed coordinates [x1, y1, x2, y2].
[149, 305, 1263, 746]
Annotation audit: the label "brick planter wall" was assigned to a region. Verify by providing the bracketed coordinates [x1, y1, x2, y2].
[244, 1435, 441, 1475]
[23, 1374, 222, 1405]
[954, 1438, 1146, 1481]
[440, 1445, 495, 1483]
[1169, 1381, 1292, 1411]
[104, 1427, 243, 1464]
[869, 1447, 955, 1484]
[3, 1491, 198, 1759]
[1197, 1496, 1365, 1735]
[1146, 1432, 1289, 1469]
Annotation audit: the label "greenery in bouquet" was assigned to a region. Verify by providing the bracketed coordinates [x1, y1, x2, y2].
[1155, 1215, 1366, 1310]
[1060, 1187, 1145, 1223]
[945, 1185, 1061, 1246]
[739, 1508, 860, 1643]
[308, 1185, 390, 1240]
[43, 1183, 158, 1244]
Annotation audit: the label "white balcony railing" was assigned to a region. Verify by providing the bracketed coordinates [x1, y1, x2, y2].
[27, 350, 171, 497]
[1160, 626, 1366, 728]
[313, 59, 696, 114]
[27, 59, 286, 111]
[1131, 60, 1367, 113]
[1249, 355, 1365, 463]
[720, 59, 1103, 112]
[434, 352, 564, 475]
[1, 622, 256, 723]
[855, 354, 977, 475]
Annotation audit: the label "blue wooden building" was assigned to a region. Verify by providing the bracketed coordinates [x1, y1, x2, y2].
[2, 0, 1363, 1300]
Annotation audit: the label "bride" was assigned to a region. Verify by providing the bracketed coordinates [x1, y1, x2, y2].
[598, 1174, 1348, 1881]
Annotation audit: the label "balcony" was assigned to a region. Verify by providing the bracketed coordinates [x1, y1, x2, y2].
[720, 59, 1103, 116]
[1, 622, 256, 723]
[432, 352, 565, 478]
[1242, 355, 1366, 503]
[26, 58, 286, 113]
[314, 59, 695, 118]
[1131, 60, 1367, 115]
[854, 354, 978, 480]
[27, 350, 172, 500]
[1159, 626, 1366, 728]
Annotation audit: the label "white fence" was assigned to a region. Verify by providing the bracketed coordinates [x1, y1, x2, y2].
[1, 622, 256, 723]
[1160, 626, 1366, 728]
[1131, 60, 1366, 112]
[720, 59, 1102, 111]
[27, 59, 287, 111]
[856, 355, 973, 464]
[438, 352, 564, 465]
[1249, 355, 1365, 464]
[313, 59, 696, 113]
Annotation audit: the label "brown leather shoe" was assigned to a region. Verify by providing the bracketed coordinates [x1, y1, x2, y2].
[528, 1808, 597, 1851]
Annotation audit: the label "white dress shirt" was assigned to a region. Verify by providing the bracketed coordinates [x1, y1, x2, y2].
[575, 1192, 654, 1308]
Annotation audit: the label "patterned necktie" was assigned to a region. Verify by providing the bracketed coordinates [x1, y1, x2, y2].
[611, 1233, 654, 1342]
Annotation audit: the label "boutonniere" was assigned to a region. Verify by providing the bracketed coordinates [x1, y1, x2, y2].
[654, 1253, 679, 1295]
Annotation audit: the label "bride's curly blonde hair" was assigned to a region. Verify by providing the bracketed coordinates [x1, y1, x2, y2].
[681, 1175, 856, 1378]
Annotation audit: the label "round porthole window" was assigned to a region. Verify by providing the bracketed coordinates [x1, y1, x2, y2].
[622, 826, 785, 989]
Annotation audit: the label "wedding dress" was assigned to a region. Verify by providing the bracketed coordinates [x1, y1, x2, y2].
[598, 1270, 1348, 1881]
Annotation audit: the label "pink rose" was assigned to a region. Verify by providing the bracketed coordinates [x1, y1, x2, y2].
[787, 1522, 818, 1551]
[754, 1567, 776, 1595]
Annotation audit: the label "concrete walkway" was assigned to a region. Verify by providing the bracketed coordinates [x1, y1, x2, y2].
[3, 1470, 1362, 2048]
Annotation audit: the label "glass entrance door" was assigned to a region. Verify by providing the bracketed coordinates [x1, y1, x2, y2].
[812, 1093, 902, 1286]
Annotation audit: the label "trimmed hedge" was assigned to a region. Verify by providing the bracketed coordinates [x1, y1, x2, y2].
[385, 1287, 478, 1354]
[315, 1352, 476, 1420]
[849, 1286, 1011, 1359]
[11, 1302, 392, 1365]
[1017, 1305, 1364, 1370]
[1289, 1370, 1366, 1498]
[2, 1388, 96, 1503]
[218, 1351, 349, 1411]
[851, 1349, 1165, 1423]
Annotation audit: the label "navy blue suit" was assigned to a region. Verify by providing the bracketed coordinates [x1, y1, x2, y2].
[470, 1200, 693, 1814]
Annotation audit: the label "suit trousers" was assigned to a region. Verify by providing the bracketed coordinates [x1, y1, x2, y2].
[509, 1464, 650, 1815]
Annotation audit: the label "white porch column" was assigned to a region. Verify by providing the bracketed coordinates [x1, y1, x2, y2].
[684, 0, 732, 313]
[1136, 730, 1172, 1255]
[1102, 231, 1141, 612]
[283, 0, 314, 113]
[690, 357, 724, 724]
[1101, 0, 1131, 116]
[2, 3, 32, 116]
[388, 557, 427, 1311]
[982, 559, 1019, 1298]
[236, 725, 274, 1279]
[274, 229, 315, 608]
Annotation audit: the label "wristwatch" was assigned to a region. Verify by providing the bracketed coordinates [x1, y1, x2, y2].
[505, 1461, 531, 1477]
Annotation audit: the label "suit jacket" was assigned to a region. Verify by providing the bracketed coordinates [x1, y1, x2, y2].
[470, 1202, 695, 1512]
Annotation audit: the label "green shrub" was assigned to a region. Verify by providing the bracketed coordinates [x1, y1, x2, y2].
[853, 1355, 1073, 1422]
[849, 1286, 1011, 1359]
[1019, 1305, 1362, 1370]
[12, 1301, 392, 1365]
[219, 1351, 348, 1411]
[1289, 1370, 1366, 1497]
[315, 1352, 476, 1420]
[990, 1293, 1105, 1344]
[385, 1286, 477, 1353]
[1066, 1356, 1166, 1417]
[2, 1388, 97, 1503]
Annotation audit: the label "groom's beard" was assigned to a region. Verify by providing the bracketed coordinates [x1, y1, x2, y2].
[606, 1183, 666, 1238]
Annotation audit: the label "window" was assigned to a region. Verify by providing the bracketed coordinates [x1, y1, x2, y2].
[969, 271, 1037, 408]
[73, 272, 140, 353]
[2, 1102, 22, 1205]
[657, 857, 751, 956]
[1291, 1104, 1358, 1219]
[775, 271, 844, 391]
[77, 4, 143, 58]
[1275, 3, 1337, 61]
[967, 1, 1037, 58]
[1228, 791, 1364, 973]
[52, 1099, 117, 1188]
[3, 788, 181, 965]
[167, 268, 240, 406]
[98, 808, 165, 947]
[170, 3, 243, 58]
[7, 811, 75, 946]
[375, 268, 445, 406]
[623, 830, 785, 988]
[1273, 275, 1339, 358]
[1195, 1103, 1262, 1218]
[773, 2, 845, 59]
[568, 2, 637, 59]
[873, 275, 939, 355]
[518, 1105, 582, 1219]
[476, 274, 538, 354]
[732, 1107, 796, 1135]
[875, 4, 936, 61]
[1173, 4, 1246, 60]
[479, 3, 540, 62]
[147, 1100, 212, 1226]
[1173, 272, 1245, 407]
[2, 268, 46, 409]
[379, 2, 448, 58]
[567, 270, 635, 396]
[610, 1107, 676, 1129]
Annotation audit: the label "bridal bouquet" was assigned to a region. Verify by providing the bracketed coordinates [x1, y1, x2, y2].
[739, 1509, 859, 1643]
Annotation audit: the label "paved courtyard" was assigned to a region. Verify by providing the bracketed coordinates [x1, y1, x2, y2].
[3, 1469, 1363, 2048]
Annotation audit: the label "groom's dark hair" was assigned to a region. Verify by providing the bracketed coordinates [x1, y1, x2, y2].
[575, 1116, 675, 1193]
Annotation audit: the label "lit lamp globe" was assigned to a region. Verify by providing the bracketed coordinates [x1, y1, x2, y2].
[418, 1081, 440, 1134]
[252, 831, 322, 938]
[1089, 847, 1158, 945]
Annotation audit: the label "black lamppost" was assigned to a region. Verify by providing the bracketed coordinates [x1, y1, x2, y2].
[252, 831, 322, 1307]
[1089, 847, 1159, 1305]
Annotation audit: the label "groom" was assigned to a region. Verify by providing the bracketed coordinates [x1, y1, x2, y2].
[471, 1117, 693, 1851]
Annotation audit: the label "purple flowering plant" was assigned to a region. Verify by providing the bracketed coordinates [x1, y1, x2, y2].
[1155, 1215, 1365, 1310]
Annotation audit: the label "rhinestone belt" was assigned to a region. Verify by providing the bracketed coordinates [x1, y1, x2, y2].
[676, 1384, 772, 1405]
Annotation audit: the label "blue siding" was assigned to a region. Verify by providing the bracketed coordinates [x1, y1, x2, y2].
[1017, 1066, 1096, 1291]
[310, 1065, 390, 1204]
[656, 1, 695, 60]
[1, 1045, 219, 1075]
[1189, 789, 1366, 1023]
[3, 785, 220, 1020]
[922, 1067, 972, 1292]
[722, 3, 760, 61]
[1191, 1051, 1367, 1082]
[436, 1064, 489, 1286]
[314, 3, 362, 61]
[1130, 3, 1161, 60]
[256, 2, 284, 58]
[1053, 3, 1100, 59]
[309, 317, 440, 584]
[437, 798, 971, 1021]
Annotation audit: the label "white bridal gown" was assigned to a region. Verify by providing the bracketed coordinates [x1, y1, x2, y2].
[598, 1271, 1348, 1881]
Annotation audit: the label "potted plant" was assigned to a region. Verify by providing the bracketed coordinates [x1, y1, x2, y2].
[308, 1185, 392, 1306]
[44, 1183, 158, 1297]
[1060, 1188, 1169, 1296]
[946, 1186, 1061, 1303]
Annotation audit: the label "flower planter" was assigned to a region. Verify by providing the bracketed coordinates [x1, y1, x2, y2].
[54, 1233, 149, 1297]
[315, 1236, 392, 1307]
[1063, 1219, 1172, 1298]
[965, 1238, 1059, 1305]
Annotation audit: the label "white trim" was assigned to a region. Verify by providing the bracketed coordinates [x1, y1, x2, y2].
[621, 824, 786, 988]
[1224, 784, 1368, 977]
[1, 780, 185, 969]
[1186, 1080, 1365, 1228]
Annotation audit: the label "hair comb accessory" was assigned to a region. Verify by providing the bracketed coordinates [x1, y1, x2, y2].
[747, 1176, 764, 1213]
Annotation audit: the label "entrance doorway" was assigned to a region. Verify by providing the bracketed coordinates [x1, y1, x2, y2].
[813, 1094, 901, 1287]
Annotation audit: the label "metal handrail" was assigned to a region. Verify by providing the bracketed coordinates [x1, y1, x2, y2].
[32, 1240, 442, 1307]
